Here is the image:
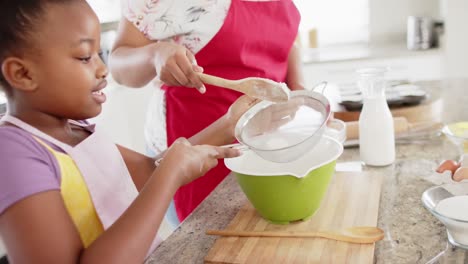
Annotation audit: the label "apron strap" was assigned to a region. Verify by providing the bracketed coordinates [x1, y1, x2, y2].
[1, 114, 72, 151]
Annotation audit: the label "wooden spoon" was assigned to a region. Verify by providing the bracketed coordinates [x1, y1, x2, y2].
[206, 226, 384, 244]
[198, 73, 290, 103]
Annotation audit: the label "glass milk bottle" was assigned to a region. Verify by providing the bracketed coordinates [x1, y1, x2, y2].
[358, 68, 395, 166]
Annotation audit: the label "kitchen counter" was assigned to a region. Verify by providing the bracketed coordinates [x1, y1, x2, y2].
[147, 79, 468, 264]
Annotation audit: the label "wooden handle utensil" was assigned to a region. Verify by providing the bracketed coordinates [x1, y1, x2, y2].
[206, 226, 384, 244]
[198, 73, 290, 103]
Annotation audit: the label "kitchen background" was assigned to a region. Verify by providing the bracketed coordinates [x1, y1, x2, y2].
[88, 0, 468, 155]
[1, 0, 468, 257]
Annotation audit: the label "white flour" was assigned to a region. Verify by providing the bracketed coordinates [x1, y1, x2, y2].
[435, 195, 468, 245]
[246, 132, 298, 149]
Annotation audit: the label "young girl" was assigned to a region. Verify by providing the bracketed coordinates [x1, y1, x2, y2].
[0, 1, 256, 263]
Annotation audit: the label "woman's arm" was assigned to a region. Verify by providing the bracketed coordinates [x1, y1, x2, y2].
[286, 41, 306, 90]
[188, 96, 259, 146]
[109, 18, 157, 88]
[109, 18, 204, 90]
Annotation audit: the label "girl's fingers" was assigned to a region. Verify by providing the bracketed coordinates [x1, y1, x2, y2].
[173, 137, 191, 146]
[213, 146, 242, 159]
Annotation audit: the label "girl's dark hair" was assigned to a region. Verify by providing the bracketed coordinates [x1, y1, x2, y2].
[0, 0, 73, 94]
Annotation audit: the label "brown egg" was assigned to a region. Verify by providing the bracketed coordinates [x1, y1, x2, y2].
[436, 160, 460, 174]
[453, 167, 468, 182]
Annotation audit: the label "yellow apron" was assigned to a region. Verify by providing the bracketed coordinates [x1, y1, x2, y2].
[36, 138, 103, 248]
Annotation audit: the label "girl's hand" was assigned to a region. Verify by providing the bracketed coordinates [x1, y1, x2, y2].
[159, 138, 241, 186]
[153, 42, 206, 93]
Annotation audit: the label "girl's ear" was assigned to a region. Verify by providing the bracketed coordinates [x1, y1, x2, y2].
[1, 57, 39, 92]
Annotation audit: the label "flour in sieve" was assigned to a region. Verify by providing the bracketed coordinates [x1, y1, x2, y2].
[245, 131, 303, 150]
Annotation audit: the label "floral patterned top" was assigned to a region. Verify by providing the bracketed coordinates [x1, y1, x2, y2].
[121, 0, 231, 54]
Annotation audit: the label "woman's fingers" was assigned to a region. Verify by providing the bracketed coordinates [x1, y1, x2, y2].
[179, 50, 206, 93]
[166, 59, 190, 86]
[154, 43, 205, 92]
[158, 69, 179, 86]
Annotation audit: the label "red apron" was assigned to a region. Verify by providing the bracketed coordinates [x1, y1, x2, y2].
[163, 0, 301, 221]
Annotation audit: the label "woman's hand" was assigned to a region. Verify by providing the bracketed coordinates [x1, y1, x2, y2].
[224, 95, 305, 138]
[225, 95, 261, 130]
[158, 138, 241, 187]
[153, 42, 206, 92]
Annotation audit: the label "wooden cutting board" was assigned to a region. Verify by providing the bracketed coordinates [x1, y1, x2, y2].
[205, 172, 383, 264]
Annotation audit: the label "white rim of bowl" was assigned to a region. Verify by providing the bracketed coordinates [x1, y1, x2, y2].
[225, 135, 343, 178]
[442, 123, 468, 140]
[422, 185, 468, 224]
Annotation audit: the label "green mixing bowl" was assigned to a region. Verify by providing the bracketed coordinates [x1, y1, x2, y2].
[225, 136, 343, 224]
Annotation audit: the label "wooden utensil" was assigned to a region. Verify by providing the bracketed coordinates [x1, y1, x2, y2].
[198, 73, 290, 103]
[206, 226, 384, 244]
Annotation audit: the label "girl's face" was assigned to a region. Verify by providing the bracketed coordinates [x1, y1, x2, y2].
[26, 1, 108, 120]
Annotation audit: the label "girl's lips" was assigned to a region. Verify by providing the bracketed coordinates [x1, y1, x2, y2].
[92, 90, 106, 104]
[92, 80, 108, 104]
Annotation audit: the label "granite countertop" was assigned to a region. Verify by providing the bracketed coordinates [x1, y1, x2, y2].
[147, 79, 468, 264]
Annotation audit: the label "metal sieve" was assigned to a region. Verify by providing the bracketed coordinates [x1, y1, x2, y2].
[234, 90, 331, 163]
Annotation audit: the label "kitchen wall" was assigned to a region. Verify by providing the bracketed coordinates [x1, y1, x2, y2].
[440, 0, 468, 78]
[91, 77, 153, 154]
[369, 0, 440, 44]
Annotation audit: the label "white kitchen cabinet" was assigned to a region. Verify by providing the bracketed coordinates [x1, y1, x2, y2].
[302, 46, 442, 87]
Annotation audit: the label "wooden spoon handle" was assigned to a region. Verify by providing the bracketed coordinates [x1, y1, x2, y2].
[207, 229, 318, 238]
[206, 230, 382, 244]
[198, 73, 240, 92]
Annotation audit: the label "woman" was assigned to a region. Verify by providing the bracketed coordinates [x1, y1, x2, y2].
[110, 0, 304, 224]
